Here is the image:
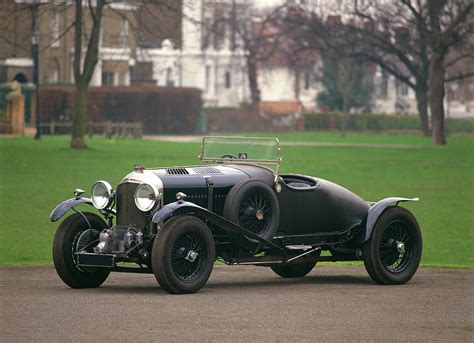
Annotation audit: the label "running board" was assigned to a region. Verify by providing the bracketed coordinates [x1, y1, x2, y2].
[273, 223, 361, 247]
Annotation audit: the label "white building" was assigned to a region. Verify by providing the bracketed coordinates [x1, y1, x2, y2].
[136, 0, 249, 107]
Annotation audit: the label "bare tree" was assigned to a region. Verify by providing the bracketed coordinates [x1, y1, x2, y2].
[352, 0, 473, 144]
[337, 56, 354, 137]
[348, 1, 433, 136]
[71, 0, 106, 149]
[426, 0, 474, 145]
[220, 3, 287, 109]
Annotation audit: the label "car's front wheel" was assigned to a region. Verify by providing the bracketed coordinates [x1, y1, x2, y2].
[52, 212, 110, 288]
[152, 216, 215, 294]
[362, 206, 422, 285]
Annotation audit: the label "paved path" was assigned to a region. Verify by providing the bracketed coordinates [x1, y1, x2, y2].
[143, 135, 421, 149]
[1, 266, 472, 342]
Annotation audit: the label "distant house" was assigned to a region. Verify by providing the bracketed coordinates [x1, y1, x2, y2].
[134, 0, 250, 108]
[0, 1, 138, 87]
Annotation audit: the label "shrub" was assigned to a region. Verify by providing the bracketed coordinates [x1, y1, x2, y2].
[446, 118, 474, 133]
[39, 86, 202, 134]
[0, 84, 12, 120]
[304, 112, 474, 133]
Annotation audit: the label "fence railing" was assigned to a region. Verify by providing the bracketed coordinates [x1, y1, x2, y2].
[39, 121, 143, 139]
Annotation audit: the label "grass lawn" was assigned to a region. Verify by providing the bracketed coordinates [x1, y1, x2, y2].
[0, 132, 472, 267]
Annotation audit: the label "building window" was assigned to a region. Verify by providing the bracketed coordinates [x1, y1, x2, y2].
[166, 67, 174, 86]
[304, 72, 311, 90]
[203, 16, 213, 49]
[48, 64, 59, 83]
[102, 72, 114, 86]
[205, 65, 211, 92]
[216, 16, 227, 50]
[225, 71, 231, 89]
[400, 82, 409, 97]
[380, 70, 388, 99]
[51, 12, 60, 48]
[120, 19, 129, 47]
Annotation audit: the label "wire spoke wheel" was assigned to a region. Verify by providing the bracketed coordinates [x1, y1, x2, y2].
[152, 216, 215, 294]
[224, 180, 280, 245]
[52, 212, 110, 289]
[362, 206, 422, 285]
[171, 232, 208, 282]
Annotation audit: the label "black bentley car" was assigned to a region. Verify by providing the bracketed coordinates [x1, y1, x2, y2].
[51, 136, 422, 294]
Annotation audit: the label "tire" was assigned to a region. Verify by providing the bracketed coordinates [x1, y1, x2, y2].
[152, 216, 215, 294]
[362, 206, 422, 285]
[271, 261, 316, 278]
[223, 179, 280, 242]
[52, 212, 110, 288]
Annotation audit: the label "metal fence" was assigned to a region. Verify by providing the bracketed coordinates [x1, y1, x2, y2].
[39, 121, 143, 138]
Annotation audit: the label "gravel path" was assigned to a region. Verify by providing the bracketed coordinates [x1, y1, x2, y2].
[1, 265, 472, 342]
[143, 135, 421, 148]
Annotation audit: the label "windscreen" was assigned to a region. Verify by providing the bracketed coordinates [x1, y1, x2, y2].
[200, 136, 280, 168]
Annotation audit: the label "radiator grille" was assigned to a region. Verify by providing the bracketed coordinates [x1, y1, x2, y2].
[116, 183, 147, 228]
[166, 168, 189, 175]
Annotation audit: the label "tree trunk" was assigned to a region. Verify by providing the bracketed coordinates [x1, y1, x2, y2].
[414, 86, 431, 136]
[341, 100, 349, 137]
[247, 53, 260, 111]
[429, 53, 446, 145]
[71, 81, 88, 149]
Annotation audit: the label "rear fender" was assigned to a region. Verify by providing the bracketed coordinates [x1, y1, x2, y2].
[362, 197, 419, 242]
[152, 201, 285, 254]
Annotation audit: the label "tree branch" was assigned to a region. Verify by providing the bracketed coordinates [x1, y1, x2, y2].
[445, 71, 474, 83]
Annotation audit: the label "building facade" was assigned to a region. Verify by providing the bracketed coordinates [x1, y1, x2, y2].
[1, 0, 472, 117]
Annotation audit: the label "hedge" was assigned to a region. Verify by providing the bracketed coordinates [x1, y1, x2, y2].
[0, 84, 12, 120]
[39, 85, 202, 134]
[304, 112, 474, 133]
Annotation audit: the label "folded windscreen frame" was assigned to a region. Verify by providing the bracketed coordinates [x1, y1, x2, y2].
[199, 136, 282, 179]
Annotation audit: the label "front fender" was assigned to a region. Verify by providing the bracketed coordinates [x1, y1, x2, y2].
[362, 197, 419, 242]
[50, 198, 94, 222]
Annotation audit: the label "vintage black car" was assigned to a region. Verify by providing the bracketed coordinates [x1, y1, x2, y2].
[51, 136, 422, 294]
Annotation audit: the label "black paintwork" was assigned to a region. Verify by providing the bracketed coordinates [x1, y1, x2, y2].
[51, 161, 418, 270]
[50, 197, 94, 222]
[142, 164, 369, 237]
[277, 175, 369, 236]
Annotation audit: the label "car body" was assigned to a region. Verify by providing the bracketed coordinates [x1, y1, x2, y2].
[51, 136, 422, 293]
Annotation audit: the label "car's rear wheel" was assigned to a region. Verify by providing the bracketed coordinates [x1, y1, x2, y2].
[152, 216, 215, 294]
[52, 212, 110, 288]
[362, 206, 422, 285]
[271, 261, 316, 278]
[223, 180, 280, 243]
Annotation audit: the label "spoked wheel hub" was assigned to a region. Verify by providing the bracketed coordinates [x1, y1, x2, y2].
[171, 232, 207, 283]
[238, 191, 272, 236]
[379, 220, 413, 273]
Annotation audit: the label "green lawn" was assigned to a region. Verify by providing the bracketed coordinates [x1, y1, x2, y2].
[0, 133, 473, 267]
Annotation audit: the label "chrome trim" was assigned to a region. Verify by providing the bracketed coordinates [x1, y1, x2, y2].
[74, 188, 85, 199]
[287, 247, 321, 262]
[134, 182, 161, 212]
[121, 170, 164, 211]
[91, 180, 114, 210]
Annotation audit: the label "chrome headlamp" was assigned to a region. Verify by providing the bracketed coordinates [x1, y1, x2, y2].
[134, 182, 161, 212]
[91, 180, 114, 210]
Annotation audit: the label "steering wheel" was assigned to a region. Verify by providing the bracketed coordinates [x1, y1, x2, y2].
[220, 154, 238, 159]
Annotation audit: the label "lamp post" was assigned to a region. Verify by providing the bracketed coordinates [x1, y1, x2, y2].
[30, 4, 41, 140]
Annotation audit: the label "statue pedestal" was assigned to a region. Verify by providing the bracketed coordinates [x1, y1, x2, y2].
[6, 92, 25, 135]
